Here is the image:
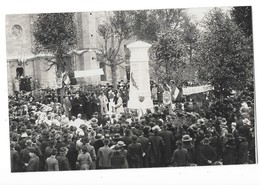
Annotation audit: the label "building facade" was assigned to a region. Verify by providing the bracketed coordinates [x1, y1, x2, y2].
[6, 12, 129, 95]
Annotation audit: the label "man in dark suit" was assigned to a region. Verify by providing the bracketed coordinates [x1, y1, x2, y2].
[137, 132, 151, 168]
[56, 147, 71, 171]
[149, 126, 165, 167]
[71, 92, 83, 117]
[19, 140, 32, 171]
[10, 142, 20, 172]
[27, 147, 40, 172]
[198, 138, 217, 166]
[158, 124, 175, 166]
[127, 135, 143, 168]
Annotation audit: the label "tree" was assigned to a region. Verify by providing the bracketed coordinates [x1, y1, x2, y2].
[33, 13, 78, 75]
[96, 11, 133, 88]
[152, 33, 186, 85]
[133, 9, 200, 85]
[130, 9, 184, 43]
[231, 6, 252, 37]
[33, 13, 78, 101]
[130, 10, 158, 42]
[197, 8, 254, 100]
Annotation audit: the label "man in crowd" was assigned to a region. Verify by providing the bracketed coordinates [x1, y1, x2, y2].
[56, 147, 71, 171]
[8, 83, 255, 172]
[127, 135, 143, 168]
[27, 147, 40, 172]
[97, 138, 112, 169]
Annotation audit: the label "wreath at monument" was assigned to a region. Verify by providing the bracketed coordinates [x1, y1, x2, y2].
[138, 95, 145, 102]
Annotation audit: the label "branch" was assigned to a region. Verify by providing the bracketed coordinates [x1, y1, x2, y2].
[42, 57, 57, 71]
[111, 38, 123, 60]
[99, 60, 112, 67]
[46, 62, 55, 71]
[115, 59, 125, 66]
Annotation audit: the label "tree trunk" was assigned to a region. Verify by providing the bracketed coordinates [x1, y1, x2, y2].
[56, 59, 64, 105]
[111, 63, 117, 88]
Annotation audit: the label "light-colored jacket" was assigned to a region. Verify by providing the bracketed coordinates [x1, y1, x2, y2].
[98, 145, 113, 167]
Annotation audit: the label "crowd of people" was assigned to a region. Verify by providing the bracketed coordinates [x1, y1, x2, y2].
[9, 82, 255, 172]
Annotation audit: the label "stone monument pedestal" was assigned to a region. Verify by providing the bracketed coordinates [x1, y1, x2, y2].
[127, 41, 153, 114]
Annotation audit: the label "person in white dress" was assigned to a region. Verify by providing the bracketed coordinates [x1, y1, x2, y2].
[108, 90, 115, 113]
[114, 93, 124, 114]
[98, 91, 109, 116]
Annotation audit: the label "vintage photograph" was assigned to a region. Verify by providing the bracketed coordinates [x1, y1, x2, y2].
[6, 6, 256, 173]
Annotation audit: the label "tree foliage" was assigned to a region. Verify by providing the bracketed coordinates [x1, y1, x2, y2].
[231, 6, 252, 37]
[130, 9, 184, 43]
[152, 34, 186, 84]
[197, 8, 254, 97]
[129, 10, 158, 42]
[137, 9, 200, 85]
[33, 13, 78, 76]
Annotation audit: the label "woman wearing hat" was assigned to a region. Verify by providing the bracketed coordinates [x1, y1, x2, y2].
[198, 138, 217, 166]
[182, 134, 196, 165]
[110, 144, 128, 169]
[222, 134, 237, 165]
[111, 133, 122, 146]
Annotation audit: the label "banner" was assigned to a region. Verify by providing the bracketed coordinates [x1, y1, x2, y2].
[182, 85, 214, 95]
[56, 78, 62, 89]
[74, 69, 104, 78]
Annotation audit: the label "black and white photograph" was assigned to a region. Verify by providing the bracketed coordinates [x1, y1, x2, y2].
[1, 0, 260, 185]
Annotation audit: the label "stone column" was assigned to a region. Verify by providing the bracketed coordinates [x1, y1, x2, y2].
[127, 41, 153, 113]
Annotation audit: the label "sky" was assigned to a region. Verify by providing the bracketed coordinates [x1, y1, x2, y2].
[187, 6, 232, 21]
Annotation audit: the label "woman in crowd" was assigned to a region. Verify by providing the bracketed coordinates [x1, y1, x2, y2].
[8, 84, 255, 172]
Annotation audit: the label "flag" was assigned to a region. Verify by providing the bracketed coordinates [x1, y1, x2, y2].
[163, 91, 171, 105]
[62, 72, 70, 86]
[173, 87, 179, 100]
[170, 83, 179, 101]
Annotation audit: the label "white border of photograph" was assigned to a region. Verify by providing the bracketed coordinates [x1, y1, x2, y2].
[1, 0, 259, 185]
